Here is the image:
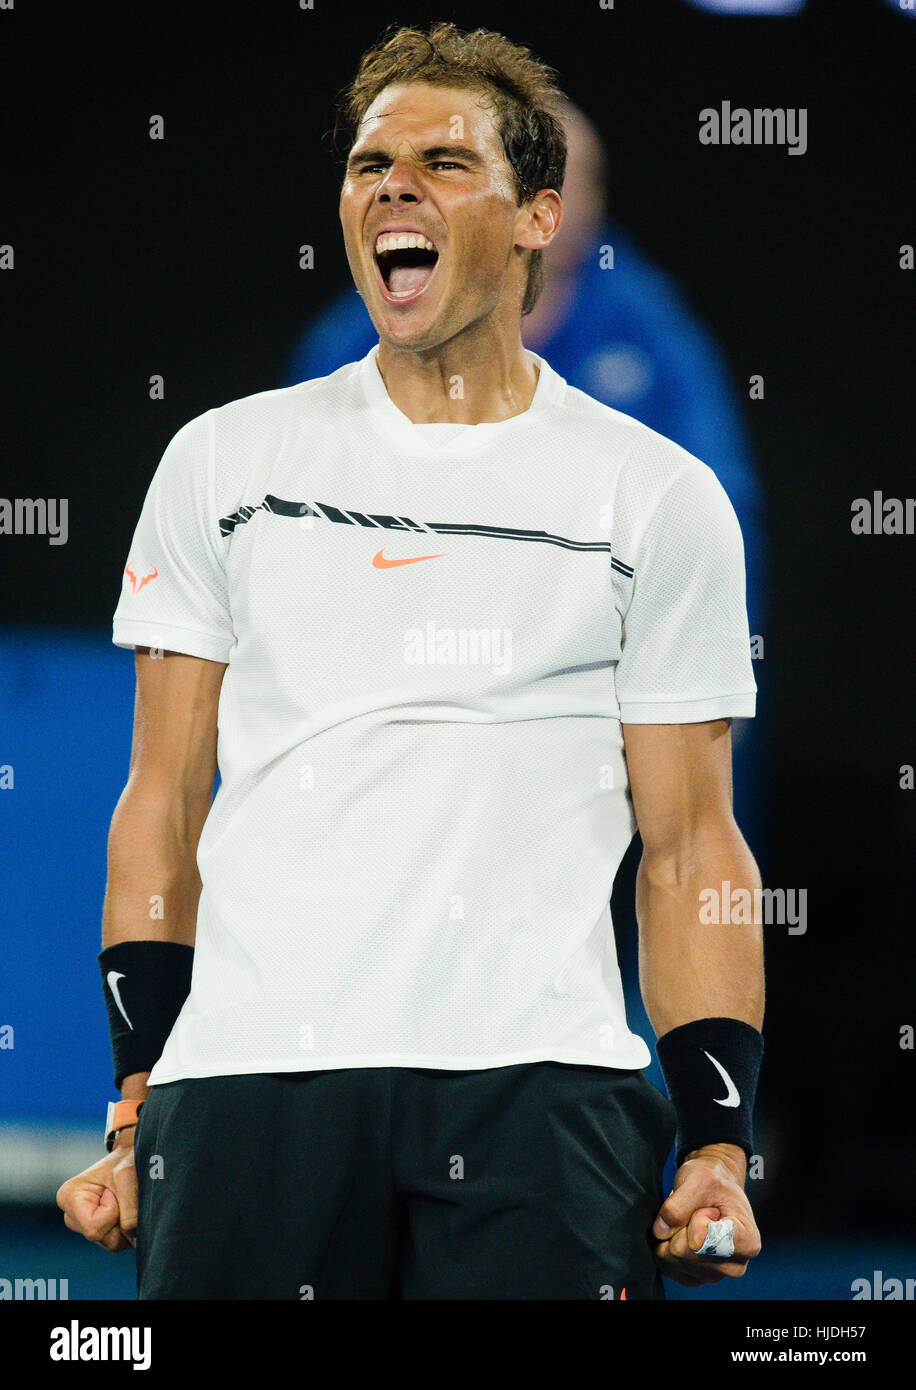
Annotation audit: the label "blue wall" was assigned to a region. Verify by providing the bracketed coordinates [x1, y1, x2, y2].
[0, 629, 137, 1122]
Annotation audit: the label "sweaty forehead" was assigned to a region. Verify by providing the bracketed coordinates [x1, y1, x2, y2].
[356, 83, 502, 153]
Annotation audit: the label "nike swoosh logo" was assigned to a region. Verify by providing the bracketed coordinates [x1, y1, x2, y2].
[372, 549, 447, 568]
[704, 1049, 740, 1107]
[106, 971, 134, 1031]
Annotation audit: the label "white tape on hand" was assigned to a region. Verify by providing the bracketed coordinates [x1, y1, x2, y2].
[697, 1217, 735, 1258]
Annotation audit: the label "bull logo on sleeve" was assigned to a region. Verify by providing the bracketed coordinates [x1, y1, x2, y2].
[124, 563, 159, 594]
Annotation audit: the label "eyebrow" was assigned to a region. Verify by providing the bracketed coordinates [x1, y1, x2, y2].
[347, 143, 484, 170]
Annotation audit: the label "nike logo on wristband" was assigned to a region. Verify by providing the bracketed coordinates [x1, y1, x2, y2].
[703, 1050, 740, 1107]
[106, 971, 134, 1030]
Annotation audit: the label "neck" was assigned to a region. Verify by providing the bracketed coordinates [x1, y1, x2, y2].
[375, 313, 539, 425]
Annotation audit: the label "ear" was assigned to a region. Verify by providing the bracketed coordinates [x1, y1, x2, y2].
[514, 189, 563, 253]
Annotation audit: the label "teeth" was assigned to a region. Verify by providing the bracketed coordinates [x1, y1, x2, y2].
[375, 233, 436, 255]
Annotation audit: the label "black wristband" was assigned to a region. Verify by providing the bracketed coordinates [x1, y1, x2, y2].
[99, 941, 194, 1090]
[656, 1016, 763, 1168]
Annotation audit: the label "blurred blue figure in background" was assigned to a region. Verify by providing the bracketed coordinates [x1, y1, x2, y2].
[284, 99, 768, 1097]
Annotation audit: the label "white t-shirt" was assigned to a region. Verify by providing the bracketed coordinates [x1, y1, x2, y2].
[112, 345, 756, 1083]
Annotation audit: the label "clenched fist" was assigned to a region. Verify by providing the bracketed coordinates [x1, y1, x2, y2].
[56, 1126, 138, 1253]
[652, 1142, 761, 1287]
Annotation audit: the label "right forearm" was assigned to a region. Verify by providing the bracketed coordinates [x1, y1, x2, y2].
[101, 790, 205, 1100]
[120, 1071, 152, 1104]
[102, 784, 209, 947]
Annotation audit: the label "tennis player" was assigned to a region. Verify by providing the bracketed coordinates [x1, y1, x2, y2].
[57, 22, 765, 1300]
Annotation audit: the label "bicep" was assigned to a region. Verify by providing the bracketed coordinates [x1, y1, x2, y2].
[622, 719, 735, 861]
[126, 648, 226, 803]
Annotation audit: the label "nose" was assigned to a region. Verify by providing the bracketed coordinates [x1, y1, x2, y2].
[375, 155, 424, 207]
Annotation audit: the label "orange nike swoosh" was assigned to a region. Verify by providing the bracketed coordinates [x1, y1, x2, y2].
[372, 549, 447, 568]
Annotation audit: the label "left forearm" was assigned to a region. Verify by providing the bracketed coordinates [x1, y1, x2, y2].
[637, 831, 765, 1040]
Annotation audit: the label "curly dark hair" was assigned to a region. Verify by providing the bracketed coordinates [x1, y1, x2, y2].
[335, 22, 568, 315]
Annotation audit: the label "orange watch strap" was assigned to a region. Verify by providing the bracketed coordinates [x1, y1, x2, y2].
[111, 1099, 142, 1131]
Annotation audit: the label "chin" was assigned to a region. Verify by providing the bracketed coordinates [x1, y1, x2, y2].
[371, 309, 446, 352]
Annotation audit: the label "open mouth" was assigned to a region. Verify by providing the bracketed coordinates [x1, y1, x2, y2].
[374, 232, 439, 301]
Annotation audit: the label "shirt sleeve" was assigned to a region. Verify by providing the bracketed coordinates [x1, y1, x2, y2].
[615, 460, 757, 723]
[112, 409, 235, 662]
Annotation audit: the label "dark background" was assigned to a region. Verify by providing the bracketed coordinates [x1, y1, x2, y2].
[1, 0, 913, 1294]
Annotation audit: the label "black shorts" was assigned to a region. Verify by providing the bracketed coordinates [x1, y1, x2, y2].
[134, 1060, 675, 1300]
